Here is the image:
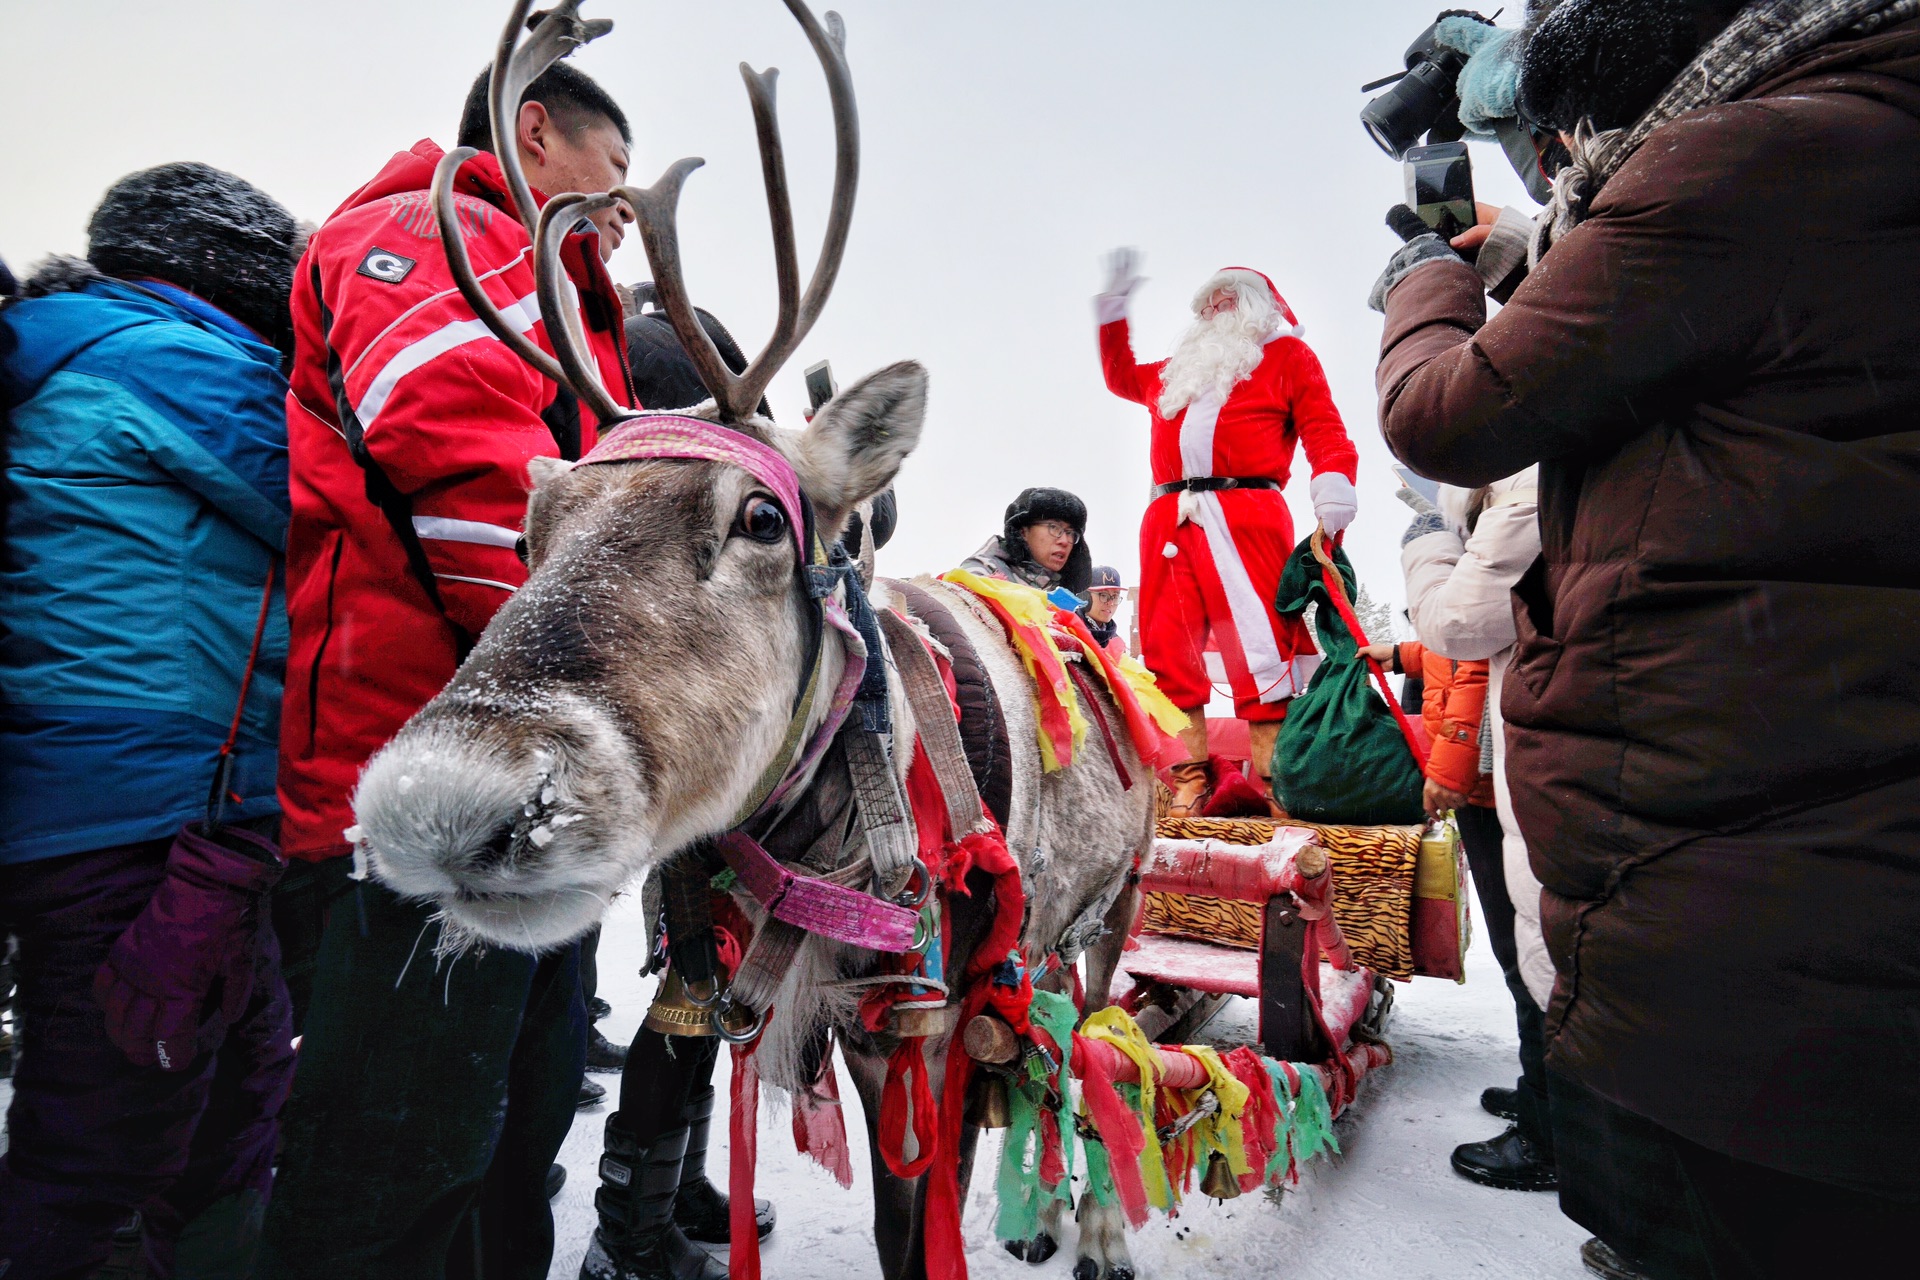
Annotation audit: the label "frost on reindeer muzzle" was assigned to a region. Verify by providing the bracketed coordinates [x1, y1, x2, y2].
[350, 707, 646, 953]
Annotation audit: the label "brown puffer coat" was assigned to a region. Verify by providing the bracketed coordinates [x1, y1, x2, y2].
[1378, 22, 1920, 1193]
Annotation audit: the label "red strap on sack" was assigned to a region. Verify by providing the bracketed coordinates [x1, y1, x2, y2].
[1310, 529, 1427, 768]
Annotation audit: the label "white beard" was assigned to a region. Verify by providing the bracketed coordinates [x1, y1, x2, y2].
[1157, 302, 1274, 417]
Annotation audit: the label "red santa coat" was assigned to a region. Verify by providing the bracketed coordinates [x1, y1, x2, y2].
[278, 141, 632, 859]
[1100, 317, 1357, 720]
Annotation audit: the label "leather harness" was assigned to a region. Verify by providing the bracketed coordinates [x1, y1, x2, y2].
[884, 578, 1013, 828]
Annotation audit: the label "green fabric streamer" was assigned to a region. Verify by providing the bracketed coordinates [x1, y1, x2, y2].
[1081, 1122, 1118, 1208]
[1080, 1082, 1144, 1208]
[1260, 1059, 1296, 1185]
[1290, 1064, 1340, 1164]
[992, 990, 1081, 1241]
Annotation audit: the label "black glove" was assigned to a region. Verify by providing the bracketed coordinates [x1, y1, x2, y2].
[1368, 205, 1462, 313]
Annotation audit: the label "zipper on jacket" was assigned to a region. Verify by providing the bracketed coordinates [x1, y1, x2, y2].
[304, 533, 345, 756]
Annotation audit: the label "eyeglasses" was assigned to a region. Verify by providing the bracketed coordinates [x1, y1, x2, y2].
[1032, 519, 1078, 541]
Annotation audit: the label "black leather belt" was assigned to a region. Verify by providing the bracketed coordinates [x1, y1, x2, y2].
[1152, 476, 1282, 498]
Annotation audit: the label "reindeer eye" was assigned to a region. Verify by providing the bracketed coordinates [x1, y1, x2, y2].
[738, 496, 788, 544]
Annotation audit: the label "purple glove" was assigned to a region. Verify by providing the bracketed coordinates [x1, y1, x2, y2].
[93, 822, 285, 1071]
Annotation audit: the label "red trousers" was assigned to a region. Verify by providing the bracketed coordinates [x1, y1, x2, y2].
[1137, 489, 1316, 721]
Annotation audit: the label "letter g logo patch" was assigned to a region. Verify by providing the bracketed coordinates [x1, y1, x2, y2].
[357, 247, 418, 285]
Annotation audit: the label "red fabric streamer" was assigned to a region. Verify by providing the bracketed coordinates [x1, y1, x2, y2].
[791, 1050, 854, 1190]
[1223, 1046, 1281, 1194]
[1050, 608, 1187, 770]
[1072, 1032, 1153, 1227]
[1038, 1107, 1067, 1189]
[728, 1043, 762, 1280]
[879, 1039, 939, 1180]
[983, 957, 1035, 1037]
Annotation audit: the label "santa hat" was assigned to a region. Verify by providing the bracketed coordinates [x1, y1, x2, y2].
[1190, 266, 1304, 340]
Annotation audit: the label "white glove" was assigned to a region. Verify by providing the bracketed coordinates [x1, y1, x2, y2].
[1095, 246, 1144, 324]
[1310, 472, 1358, 536]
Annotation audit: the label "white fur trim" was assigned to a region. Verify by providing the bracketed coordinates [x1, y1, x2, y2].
[1178, 392, 1222, 484]
[1189, 490, 1296, 702]
[1162, 542, 1178, 558]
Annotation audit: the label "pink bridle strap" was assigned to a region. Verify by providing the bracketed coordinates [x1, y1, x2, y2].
[578, 414, 807, 560]
[717, 830, 918, 952]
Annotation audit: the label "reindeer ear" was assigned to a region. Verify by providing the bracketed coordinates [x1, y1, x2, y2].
[528, 455, 576, 491]
[790, 361, 927, 533]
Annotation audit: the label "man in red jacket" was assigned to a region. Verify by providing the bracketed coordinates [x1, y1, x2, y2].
[261, 62, 635, 1280]
[1097, 251, 1359, 814]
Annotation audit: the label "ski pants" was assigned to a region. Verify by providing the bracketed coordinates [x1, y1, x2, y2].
[0, 838, 294, 1280]
[259, 871, 586, 1280]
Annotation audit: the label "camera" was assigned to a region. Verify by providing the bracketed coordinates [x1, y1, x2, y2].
[1361, 9, 1565, 204]
[1359, 11, 1493, 160]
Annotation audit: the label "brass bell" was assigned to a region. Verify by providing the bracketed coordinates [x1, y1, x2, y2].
[642, 968, 718, 1038]
[1201, 1150, 1242, 1201]
[969, 1075, 1013, 1130]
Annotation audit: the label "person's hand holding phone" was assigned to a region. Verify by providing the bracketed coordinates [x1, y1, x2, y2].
[1450, 203, 1504, 252]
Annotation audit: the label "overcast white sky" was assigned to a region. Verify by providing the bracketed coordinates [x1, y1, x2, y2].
[2, 0, 1534, 639]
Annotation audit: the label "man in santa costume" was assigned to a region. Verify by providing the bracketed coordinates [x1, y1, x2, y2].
[1097, 249, 1359, 814]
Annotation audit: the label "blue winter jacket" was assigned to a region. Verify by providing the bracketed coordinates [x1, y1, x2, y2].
[0, 277, 290, 864]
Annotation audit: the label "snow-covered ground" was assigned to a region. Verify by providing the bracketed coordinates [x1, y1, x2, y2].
[549, 891, 1591, 1280]
[0, 880, 1589, 1277]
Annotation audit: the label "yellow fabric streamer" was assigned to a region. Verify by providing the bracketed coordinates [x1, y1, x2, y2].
[1175, 1045, 1253, 1178]
[940, 569, 1088, 771]
[1108, 649, 1190, 738]
[1080, 1007, 1176, 1211]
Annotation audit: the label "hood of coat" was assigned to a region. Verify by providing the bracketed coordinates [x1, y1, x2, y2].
[324, 138, 542, 227]
[0, 271, 279, 410]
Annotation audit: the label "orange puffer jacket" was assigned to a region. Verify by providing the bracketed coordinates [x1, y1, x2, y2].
[1392, 641, 1492, 808]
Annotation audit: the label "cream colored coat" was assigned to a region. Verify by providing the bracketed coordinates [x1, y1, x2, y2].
[1400, 466, 1552, 1008]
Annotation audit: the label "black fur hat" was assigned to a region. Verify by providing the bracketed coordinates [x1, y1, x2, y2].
[86, 163, 299, 350]
[1002, 486, 1092, 595]
[1518, 0, 1713, 133]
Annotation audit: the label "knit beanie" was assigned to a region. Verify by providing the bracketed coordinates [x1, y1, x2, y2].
[86, 163, 300, 351]
[1517, 0, 1711, 132]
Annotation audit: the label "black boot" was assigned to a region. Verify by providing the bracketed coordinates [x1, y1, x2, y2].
[579, 1113, 726, 1280]
[587, 1025, 630, 1073]
[1450, 1125, 1558, 1191]
[1480, 1085, 1520, 1121]
[674, 1085, 775, 1243]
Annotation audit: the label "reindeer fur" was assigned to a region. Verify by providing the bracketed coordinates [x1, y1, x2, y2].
[354, 360, 1153, 1280]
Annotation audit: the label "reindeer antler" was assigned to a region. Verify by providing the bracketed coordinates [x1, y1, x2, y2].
[436, 2, 627, 416]
[619, 2, 860, 423]
[444, 0, 857, 426]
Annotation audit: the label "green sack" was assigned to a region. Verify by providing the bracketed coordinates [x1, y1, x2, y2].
[1270, 536, 1425, 825]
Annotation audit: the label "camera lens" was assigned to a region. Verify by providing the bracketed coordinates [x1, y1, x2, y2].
[1360, 58, 1459, 159]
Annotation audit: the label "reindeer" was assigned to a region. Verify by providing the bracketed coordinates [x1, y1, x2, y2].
[349, 3, 1154, 1277]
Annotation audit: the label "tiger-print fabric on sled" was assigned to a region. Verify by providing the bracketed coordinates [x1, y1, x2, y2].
[1150, 815, 1419, 980]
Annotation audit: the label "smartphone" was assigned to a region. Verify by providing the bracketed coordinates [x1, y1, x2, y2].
[1392, 464, 1440, 505]
[1404, 140, 1475, 238]
[804, 360, 837, 418]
